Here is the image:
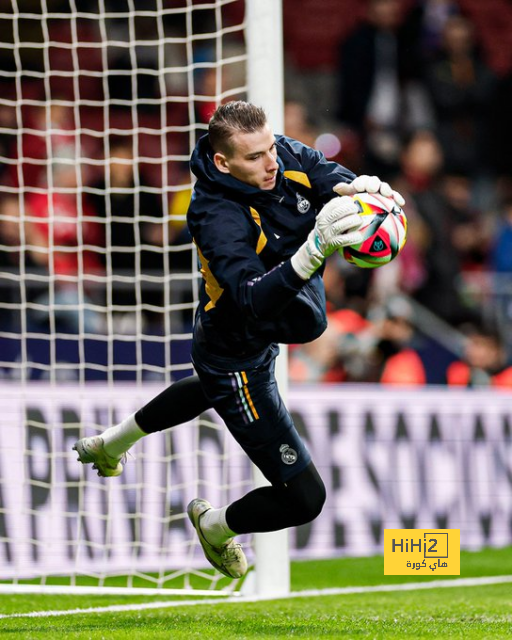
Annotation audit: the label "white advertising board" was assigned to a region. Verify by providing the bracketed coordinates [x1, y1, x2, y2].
[1, 383, 511, 577]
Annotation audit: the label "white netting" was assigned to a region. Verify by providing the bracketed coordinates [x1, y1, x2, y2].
[0, 0, 256, 594]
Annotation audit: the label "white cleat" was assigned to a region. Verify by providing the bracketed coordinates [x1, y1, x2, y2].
[73, 436, 126, 477]
[187, 499, 248, 579]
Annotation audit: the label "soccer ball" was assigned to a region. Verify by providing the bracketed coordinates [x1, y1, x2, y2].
[341, 192, 407, 269]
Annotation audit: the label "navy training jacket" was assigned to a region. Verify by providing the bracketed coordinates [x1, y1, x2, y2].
[187, 133, 356, 357]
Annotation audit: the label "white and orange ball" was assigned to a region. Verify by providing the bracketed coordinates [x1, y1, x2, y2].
[341, 192, 407, 269]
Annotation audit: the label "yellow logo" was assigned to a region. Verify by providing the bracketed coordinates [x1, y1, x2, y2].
[384, 529, 460, 575]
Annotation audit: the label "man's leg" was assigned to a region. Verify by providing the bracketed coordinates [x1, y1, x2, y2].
[73, 375, 210, 476]
[224, 461, 326, 534]
[189, 343, 326, 577]
[193, 461, 325, 578]
[134, 375, 211, 432]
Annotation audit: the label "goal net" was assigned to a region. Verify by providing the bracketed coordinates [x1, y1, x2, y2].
[0, 0, 285, 596]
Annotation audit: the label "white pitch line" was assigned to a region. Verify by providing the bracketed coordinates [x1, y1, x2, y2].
[1, 575, 512, 620]
[0, 585, 230, 597]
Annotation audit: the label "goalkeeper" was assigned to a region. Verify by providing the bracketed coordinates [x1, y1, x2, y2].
[74, 101, 404, 579]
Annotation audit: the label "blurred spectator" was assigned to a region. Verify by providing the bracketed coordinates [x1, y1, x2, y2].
[446, 324, 512, 387]
[27, 161, 103, 277]
[422, 14, 497, 176]
[104, 10, 161, 113]
[194, 67, 218, 125]
[288, 304, 371, 384]
[393, 129, 473, 324]
[0, 105, 16, 186]
[89, 136, 167, 319]
[323, 257, 351, 313]
[289, 295, 427, 386]
[488, 198, 512, 335]
[490, 199, 512, 273]
[284, 100, 318, 149]
[367, 296, 426, 385]
[0, 198, 17, 329]
[336, 0, 430, 176]
[0, 195, 26, 270]
[12, 102, 78, 190]
[334, 130, 439, 313]
[442, 172, 491, 273]
[288, 323, 347, 383]
[25, 160, 105, 333]
[397, 127, 444, 191]
[284, 100, 357, 174]
[194, 55, 246, 127]
[411, 0, 460, 61]
[0, 194, 47, 272]
[0, 195, 41, 330]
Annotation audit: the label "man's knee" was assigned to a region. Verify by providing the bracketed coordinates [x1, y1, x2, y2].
[297, 476, 326, 523]
[283, 463, 326, 525]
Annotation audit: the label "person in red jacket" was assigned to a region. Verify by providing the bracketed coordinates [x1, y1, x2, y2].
[446, 325, 512, 388]
[25, 159, 104, 333]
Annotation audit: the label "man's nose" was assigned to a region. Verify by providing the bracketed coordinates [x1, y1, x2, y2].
[266, 153, 278, 170]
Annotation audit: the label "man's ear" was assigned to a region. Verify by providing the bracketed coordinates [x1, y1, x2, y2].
[213, 152, 230, 174]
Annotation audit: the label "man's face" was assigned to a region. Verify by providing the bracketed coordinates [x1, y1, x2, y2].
[215, 124, 279, 190]
[466, 336, 502, 371]
[109, 145, 134, 186]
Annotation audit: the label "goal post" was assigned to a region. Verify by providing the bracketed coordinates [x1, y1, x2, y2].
[245, 0, 290, 598]
[0, 0, 288, 597]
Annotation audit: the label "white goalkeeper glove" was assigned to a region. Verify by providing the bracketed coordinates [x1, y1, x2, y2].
[291, 196, 363, 280]
[333, 174, 405, 207]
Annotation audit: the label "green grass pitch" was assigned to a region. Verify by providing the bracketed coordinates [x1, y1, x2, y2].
[1, 546, 511, 638]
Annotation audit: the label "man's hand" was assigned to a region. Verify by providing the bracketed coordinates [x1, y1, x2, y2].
[291, 196, 363, 280]
[313, 195, 363, 257]
[333, 175, 405, 207]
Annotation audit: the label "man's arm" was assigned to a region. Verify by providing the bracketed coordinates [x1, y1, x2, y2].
[190, 197, 362, 321]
